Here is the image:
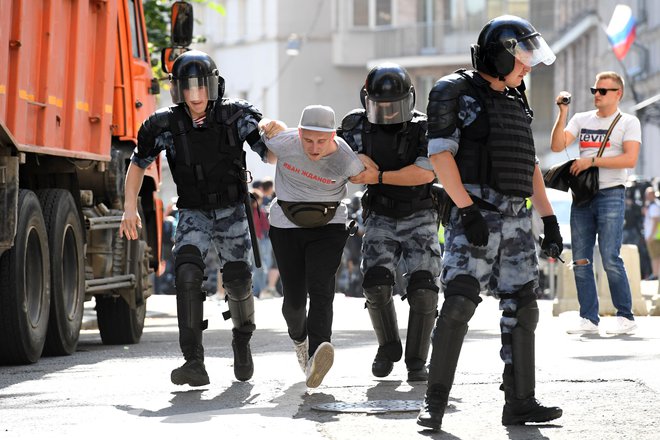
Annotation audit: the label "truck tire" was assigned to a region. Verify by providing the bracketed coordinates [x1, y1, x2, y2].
[0, 190, 51, 364]
[37, 189, 85, 356]
[96, 240, 148, 344]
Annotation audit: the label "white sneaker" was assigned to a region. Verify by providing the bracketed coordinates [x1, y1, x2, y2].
[305, 342, 334, 388]
[293, 338, 309, 372]
[566, 317, 599, 334]
[605, 317, 637, 335]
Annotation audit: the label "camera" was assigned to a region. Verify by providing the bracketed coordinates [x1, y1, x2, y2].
[559, 95, 571, 105]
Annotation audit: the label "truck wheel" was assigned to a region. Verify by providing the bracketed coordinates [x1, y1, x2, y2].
[96, 240, 148, 344]
[37, 189, 85, 356]
[0, 190, 51, 364]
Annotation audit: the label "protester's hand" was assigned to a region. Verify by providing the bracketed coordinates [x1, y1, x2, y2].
[541, 215, 563, 258]
[458, 204, 489, 246]
[119, 209, 141, 240]
[260, 119, 287, 138]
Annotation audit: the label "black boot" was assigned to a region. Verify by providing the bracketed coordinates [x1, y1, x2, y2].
[222, 262, 256, 382]
[500, 296, 562, 425]
[417, 386, 448, 431]
[404, 287, 438, 383]
[420, 292, 478, 430]
[171, 358, 210, 387]
[232, 326, 255, 381]
[372, 340, 402, 377]
[172, 260, 209, 387]
[502, 395, 563, 425]
[364, 284, 402, 378]
[406, 361, 428, 382]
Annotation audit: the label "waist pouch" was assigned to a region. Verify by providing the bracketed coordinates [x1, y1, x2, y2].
[278, 200, 340, 228]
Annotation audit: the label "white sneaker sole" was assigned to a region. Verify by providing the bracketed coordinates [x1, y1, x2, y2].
[566, 328, 599, 335]
[605, 326, 637, 335]
[306, 343, 334, 388]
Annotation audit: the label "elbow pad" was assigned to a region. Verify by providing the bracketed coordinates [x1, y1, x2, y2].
[426, 73, 472, 139]
[137, 107, 171, 157]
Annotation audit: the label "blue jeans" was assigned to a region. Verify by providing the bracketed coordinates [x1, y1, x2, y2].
[570, 186, 633, 324]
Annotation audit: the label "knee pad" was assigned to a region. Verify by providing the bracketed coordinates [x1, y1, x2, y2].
[407, 288, 439, 314]
[407, 270, 439, 294]
[222, 261, 251, 282]
[222, 261, 252, 301]
[362, 266, 394, 289]
[175, 245, 205, 295]
[516, 299, 539, 332]
[441, 295, 477, 327]
[175, 263, 204, 293]
[513, 281, 538, 332]
[175, 244, 205, 272]
[444, 274, 482, 305]
[514, 281, 536, 308]
[363, 284, 393, 307]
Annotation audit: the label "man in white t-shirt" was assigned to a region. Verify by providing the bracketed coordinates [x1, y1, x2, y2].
[551, 71, 641, 335]
[258, 105, 366, 388]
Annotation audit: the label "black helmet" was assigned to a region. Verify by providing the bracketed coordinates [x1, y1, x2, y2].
[169, 50, 224, 104]
[363, 63, 415, 124]
[471, 15, 555, 78]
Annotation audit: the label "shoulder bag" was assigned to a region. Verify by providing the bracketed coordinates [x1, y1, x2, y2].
[544, 113, 622, 207]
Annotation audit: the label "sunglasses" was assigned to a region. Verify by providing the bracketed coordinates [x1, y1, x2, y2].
[590, 87, 619, 96]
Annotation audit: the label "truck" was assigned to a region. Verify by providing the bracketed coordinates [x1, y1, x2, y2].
[0, 0, 165, 364]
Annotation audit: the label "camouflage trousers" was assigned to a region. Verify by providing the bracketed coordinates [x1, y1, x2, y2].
[172, 204, 252, 268]
[441, 189, 538, 294]
[361, 209, 442, 286]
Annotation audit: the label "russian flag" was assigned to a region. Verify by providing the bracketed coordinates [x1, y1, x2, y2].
[606, 4, 636, 61]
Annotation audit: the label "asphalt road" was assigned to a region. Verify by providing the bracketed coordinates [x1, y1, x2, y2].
[1, 293, 659, 440]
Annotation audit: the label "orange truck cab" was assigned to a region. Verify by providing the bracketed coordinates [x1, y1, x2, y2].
[0, 0, 164, 364]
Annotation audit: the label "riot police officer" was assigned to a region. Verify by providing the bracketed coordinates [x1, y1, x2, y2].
[120, 50, 281, 386]
[338, 63, 441, 382]
[416, 16, 563, 430]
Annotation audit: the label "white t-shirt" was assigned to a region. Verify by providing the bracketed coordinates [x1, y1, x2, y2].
[262, 128, 365, 228]
[565, 109, 641, 189]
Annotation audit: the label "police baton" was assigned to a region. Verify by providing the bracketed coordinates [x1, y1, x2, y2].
[240, 167, 262, 268]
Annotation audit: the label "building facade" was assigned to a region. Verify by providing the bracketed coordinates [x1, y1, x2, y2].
[193, 0, 658, 179]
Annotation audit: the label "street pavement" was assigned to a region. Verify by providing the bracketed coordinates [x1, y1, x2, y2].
[1, 288, 659, 440]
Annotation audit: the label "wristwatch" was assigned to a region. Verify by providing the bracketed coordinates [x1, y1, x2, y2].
[378, 171, 383, 184]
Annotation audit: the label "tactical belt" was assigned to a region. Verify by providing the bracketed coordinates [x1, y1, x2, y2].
[278, 200, 339, 228]
[178, 183, 243, 210]
[366, 193, 434, 215]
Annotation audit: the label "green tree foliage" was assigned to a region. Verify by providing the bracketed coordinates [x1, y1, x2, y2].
[143, 0, 226, 77]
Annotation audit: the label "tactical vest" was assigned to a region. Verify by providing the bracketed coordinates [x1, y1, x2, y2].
[454, 70, 536, 197]
[350, 110, 433, 218]
[167, 100, 246, 209]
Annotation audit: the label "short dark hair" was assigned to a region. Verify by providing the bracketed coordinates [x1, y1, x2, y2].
[262, 179, 274, 191]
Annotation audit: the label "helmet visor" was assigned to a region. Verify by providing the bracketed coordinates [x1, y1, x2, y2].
[170, 75, 219, 104]
[365, 94, 414, 125]
[506, 34, 556, 67]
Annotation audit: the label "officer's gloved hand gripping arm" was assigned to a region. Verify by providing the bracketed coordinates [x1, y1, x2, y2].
[530, 165, 563, 257]
[430, 151, 488, 247]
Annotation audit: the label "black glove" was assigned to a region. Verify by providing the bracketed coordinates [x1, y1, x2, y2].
[458, 204, 489, 246]
[541, 215, 563, 258]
